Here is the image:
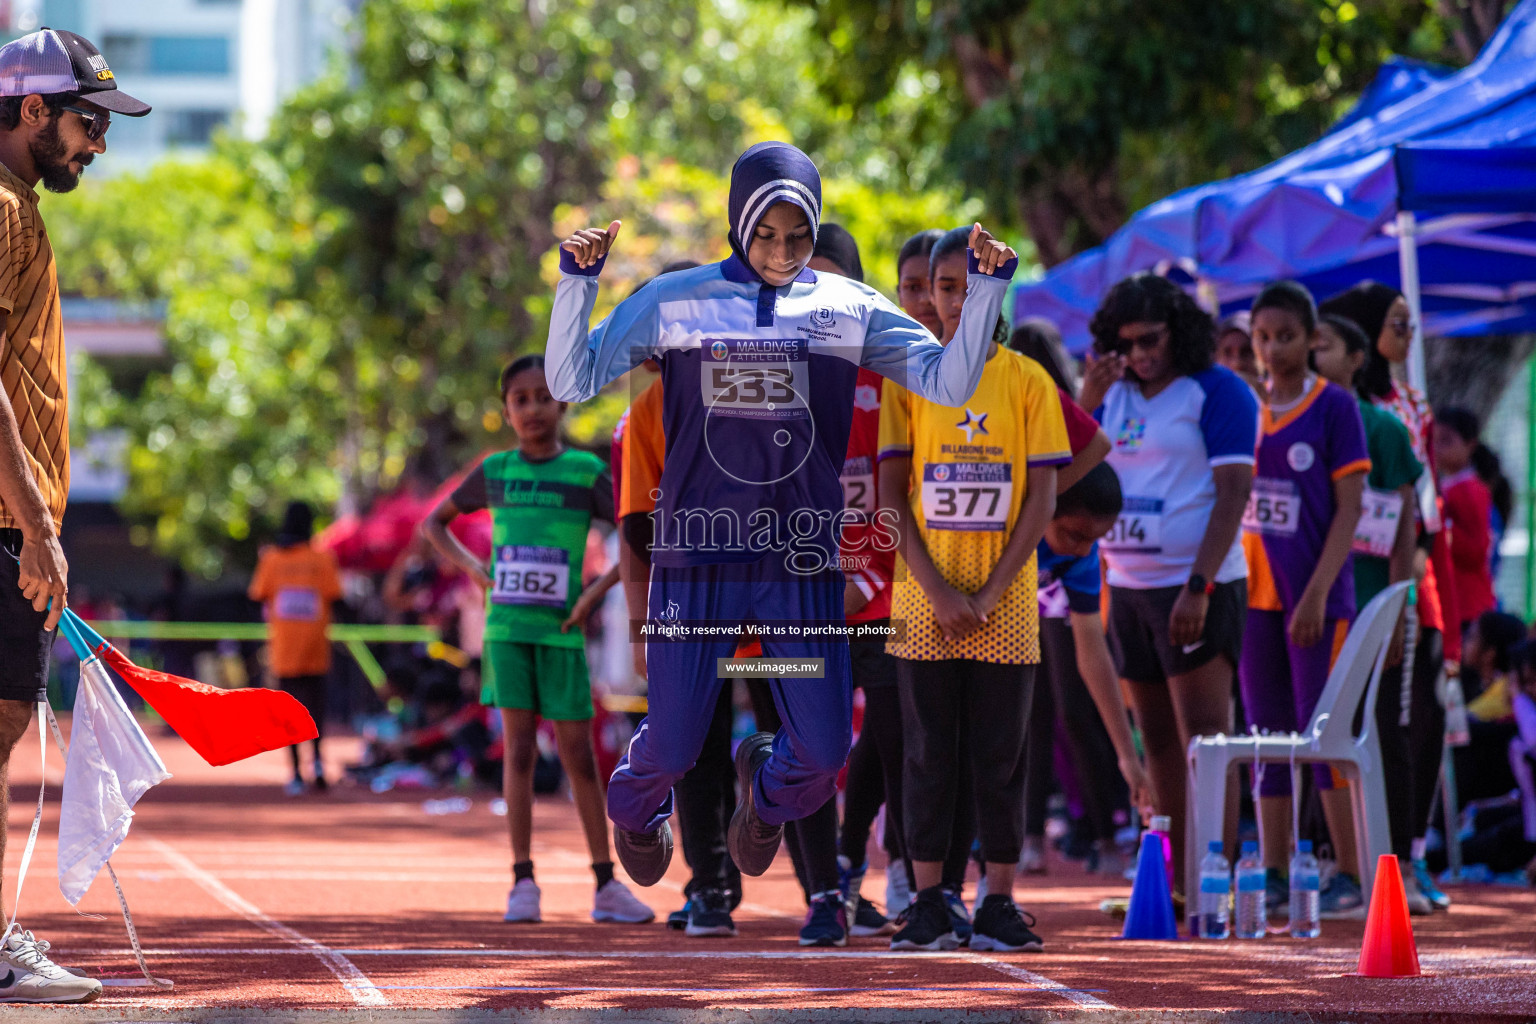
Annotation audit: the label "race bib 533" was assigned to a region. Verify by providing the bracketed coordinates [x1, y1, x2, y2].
[700, 337, 808, 420]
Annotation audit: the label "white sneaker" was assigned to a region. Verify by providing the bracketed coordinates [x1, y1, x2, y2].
[592, 879, 655, 924]
[504, 879, 541, 922]
[885, 861, 913, 916]
[0, 929, 102, 1004]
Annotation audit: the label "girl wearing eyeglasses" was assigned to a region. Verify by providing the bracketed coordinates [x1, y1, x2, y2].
[1081, 273, 1258, 891]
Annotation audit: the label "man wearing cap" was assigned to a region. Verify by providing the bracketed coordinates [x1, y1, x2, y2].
[0, 28, 148, 1005]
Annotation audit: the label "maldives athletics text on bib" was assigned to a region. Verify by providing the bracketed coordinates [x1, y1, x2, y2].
[482, 448, 606, 649]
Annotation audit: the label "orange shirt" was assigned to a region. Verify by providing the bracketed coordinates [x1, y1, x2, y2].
[0, 161, 67, 530]
[249, 543, 344, 678]
[618, 376, 665, 519]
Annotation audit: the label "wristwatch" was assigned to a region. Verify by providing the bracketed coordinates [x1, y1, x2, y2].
[1186, 574, 1215, 596]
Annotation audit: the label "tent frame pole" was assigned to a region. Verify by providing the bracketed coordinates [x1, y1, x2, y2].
[1396, 210, 1428, 393]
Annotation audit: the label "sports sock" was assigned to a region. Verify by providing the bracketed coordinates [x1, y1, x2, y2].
[1410, 837, 1428, 861]
[513, 860, 535, 883]
[592, 861, 615, 889]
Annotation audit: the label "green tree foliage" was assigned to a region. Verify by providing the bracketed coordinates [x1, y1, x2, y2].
[56, 0, 976, 575]
[788, 0, 1514, 265]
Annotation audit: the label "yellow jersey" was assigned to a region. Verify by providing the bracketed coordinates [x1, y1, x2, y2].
[878, 347, 1071, 664]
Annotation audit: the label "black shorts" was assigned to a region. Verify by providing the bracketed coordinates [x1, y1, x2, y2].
[0, 529, 53, 703]
[1107, 579, 1245, 686]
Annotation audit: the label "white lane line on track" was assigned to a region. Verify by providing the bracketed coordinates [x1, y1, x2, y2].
[972, 955, 1114, 1009]
[372, 984, 1086, 996]
[142, 836, 389, 1008]
[61, 946, 1073, 958]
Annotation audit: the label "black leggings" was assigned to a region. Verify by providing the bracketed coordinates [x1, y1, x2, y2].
[1408, 627, 1446, 840]
[673, 683, 743, 899]
[1369, 640, 1415, 860]
[748, 680, 841, 897]
[1024, 617, 1128, 842]
[281, 674, 325, 776]
[898, 658, 1035, 865]
[839, 634, 917, 888]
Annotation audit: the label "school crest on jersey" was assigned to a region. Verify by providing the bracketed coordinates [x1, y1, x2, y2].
[853, 383, 880, 412]
[1115, 417, 1147, 452]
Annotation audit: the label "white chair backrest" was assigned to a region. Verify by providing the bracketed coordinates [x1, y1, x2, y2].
[1304, 581, 1413, 750]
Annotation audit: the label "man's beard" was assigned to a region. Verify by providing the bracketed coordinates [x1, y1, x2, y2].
[30, 118, 91, 194]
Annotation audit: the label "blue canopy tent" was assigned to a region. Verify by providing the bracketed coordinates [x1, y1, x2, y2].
[1013, 0, 1536, 389]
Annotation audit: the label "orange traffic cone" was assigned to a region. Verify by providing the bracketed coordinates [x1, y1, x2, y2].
[1355, 855, 1421, 978]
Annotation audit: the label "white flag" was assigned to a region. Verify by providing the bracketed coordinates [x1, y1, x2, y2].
[58, 655, 171, 905]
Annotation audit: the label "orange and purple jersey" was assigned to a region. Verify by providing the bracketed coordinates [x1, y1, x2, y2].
[1243, 377, 1370, 621]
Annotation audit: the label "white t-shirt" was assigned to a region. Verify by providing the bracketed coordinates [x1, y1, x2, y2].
[1095, 366, 1259, 589]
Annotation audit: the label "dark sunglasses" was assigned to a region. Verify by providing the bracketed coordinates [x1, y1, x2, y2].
[1113, 325, 1169, 353]
[61, 104, 110, 142]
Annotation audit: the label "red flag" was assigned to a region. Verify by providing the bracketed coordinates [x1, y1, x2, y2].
[94, 644, 319, 767]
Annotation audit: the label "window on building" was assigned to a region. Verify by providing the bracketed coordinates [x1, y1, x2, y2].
[164, 109, 229, 147]
[97, 35, 231, 76]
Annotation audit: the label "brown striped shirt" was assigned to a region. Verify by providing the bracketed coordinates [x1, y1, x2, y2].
[0, 160, 67, 530]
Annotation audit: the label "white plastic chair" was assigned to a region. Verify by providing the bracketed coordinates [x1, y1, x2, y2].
[1184, 580, 1412, 904]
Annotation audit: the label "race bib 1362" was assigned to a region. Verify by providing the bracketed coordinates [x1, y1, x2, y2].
[491, 545, 570, 608]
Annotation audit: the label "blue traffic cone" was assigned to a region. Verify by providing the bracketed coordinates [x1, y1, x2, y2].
[1120, 832, 1179, 940]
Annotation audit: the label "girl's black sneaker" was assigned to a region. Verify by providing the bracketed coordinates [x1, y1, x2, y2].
[890, 886, 959, 951]
[970, 895, 1044, 952]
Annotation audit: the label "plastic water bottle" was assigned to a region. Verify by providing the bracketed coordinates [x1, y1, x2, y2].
[1148, 815, 1175, 896]
[1197, 840, 1231, 940]
[1288, 840, 1321, 938]
[1234, 840, 1267, 939]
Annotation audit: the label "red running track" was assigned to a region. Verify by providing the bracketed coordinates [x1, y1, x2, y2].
[5, 719, 1535, 1021]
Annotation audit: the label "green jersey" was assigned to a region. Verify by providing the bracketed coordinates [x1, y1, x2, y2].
[1352, 398, 1423, 609]
[451, 448, 614, 648]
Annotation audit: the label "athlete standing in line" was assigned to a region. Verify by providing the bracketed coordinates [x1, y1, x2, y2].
[1081, 274, 1258, 890]
[547, 141, 1018, 887]
[1241, 282, 1369, 918]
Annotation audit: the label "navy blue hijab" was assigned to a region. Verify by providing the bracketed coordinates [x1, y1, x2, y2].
[727, 142, 822, 279]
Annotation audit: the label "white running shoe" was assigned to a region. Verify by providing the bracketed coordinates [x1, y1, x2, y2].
[885, 861, 913, 916]
[504, 879, 542, 923]
[592, 879, 655, 924]
[0, 929, 102, 1004]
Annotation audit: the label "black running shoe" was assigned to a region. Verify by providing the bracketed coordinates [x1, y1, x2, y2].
[970, 894, 1044, 952]
[942, 884, 973, 945]
[727, 732, 782, 877]
[667, 897, 693, 930]
[849, 895, 894, 937]
[614, 819, 673, 887]
[685, 887, 737, 938]
[890, 886, 959, 951]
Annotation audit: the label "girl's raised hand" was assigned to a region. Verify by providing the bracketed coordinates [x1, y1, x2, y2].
[561, 220, 622, 269]
[968, 223, 1017, 276]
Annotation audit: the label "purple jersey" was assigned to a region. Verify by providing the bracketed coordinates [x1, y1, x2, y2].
[1242, 378, 1371, 621]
